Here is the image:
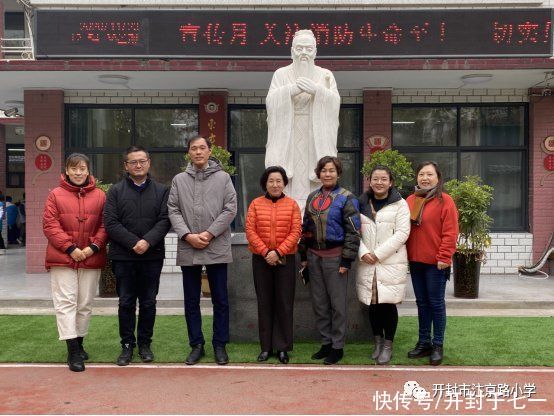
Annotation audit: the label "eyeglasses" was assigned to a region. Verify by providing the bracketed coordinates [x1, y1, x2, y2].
[126, 159, 149, 166]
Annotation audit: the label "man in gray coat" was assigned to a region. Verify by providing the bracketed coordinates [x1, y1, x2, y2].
[168, 135, 237, 365]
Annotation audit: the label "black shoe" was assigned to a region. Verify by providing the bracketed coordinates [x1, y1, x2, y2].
[66, 338, 85, 372]
[311, 344, 332, 360]
[257, 351, 272, 362]
[77, 336, 89, 361]
[407, 342, 433, 359]
[277, 351, 289, 364]
[324, 348, 344, 365]
[117, 344, 134, 366]
[138, 344, 154, 363]
[430, 344, 443, 366]
[214, 346, 229, 365]
[185, 344, 205, 365]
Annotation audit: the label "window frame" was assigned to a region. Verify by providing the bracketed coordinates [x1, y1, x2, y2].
[228, 103, 363, 231]
[64, 104, 198, 171]
[392, 103, 529, 232]
[228, 103, 363, 191]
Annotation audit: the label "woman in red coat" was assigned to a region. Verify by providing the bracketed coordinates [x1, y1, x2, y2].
[406, 162, 458, 366]
[43, 153, 108, 372]
[246, 166, 301, 364]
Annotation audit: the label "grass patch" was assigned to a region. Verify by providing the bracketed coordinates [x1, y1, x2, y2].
[0, 315, 552, 366]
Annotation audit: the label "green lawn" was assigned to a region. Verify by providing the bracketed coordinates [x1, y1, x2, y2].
[0, 315, 552, 366]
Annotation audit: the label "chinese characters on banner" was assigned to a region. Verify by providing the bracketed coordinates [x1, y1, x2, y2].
[36, 10, 552, 58]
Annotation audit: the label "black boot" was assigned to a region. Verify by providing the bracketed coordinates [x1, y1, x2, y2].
[214, 345, 229, 365]
[117, 343, 134, 366]
[66, 338, 85, 372]
[407, 342, 433, 359]
[185, 344, 205, 365]
[138, 344, 154, 363]
[77, 337, 89, 361]
[311, 344, 332, 360]
[323, 348, 344, 365]
[430, 344, 443, 366]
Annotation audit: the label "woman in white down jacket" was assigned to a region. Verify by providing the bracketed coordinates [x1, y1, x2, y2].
[357, 165, 411, 365]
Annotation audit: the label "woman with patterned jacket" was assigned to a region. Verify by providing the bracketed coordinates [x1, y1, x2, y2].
[246, 166, 302, 364]
[299, 156, 361, 365]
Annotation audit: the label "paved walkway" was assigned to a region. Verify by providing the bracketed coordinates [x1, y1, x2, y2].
[0, 364, 552, 414]
[1, 247, 553, 316]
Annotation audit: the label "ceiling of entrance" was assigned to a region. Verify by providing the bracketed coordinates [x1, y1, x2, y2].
[1, 68, 552, 111]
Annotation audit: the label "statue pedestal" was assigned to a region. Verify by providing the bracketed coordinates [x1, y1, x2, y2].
[228, 234, 371, 342]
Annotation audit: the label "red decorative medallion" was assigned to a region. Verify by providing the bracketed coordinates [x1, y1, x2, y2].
[35, 154, 53, 171]
[544, 154, 554, 171]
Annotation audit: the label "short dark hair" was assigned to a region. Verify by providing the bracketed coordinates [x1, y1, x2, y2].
[315, 156, 342, 178]
[187, 135, 211, 151]
[65, 153, 90, 170]
[124, 146, 150, 160]
[260, 166, 289, 191]
[415, 161, 444, 200]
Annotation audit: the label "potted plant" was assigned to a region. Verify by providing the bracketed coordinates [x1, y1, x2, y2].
[361, 149, 414, 190]
[444, 176, 494, 298]
[183, 141, 236, 296]
[96, 181, 116, 298]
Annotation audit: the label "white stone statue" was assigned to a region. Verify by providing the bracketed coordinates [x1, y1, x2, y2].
[265, 29, 341, 211]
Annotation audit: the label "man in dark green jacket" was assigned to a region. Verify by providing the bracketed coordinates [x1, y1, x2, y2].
[104, 146, 171, 366]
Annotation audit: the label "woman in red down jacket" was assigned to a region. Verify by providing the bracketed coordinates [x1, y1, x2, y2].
[43, 153, 108, 372]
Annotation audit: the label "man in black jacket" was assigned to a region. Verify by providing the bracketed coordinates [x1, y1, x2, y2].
[104, 146, 171, 366]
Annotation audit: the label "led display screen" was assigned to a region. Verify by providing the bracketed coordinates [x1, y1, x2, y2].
[35, 9, 553, 58]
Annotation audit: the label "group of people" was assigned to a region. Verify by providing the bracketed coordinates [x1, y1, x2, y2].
[246, 157, 458, 366]
[42, 135, 458, 373]
[0, 194, 25, 249]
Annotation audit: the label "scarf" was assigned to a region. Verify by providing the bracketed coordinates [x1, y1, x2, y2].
[410, 186, 437, 225]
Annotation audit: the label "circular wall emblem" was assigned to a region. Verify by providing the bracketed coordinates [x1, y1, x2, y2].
[35, 153, 53, 171]
[204, 102, 219, 114]
[35, 135, 52, 152]
[542, 135, 554, 154]
[544, 154, 554, 172]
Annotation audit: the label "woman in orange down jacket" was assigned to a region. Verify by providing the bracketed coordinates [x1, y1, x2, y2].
[246, 166, 301, 364]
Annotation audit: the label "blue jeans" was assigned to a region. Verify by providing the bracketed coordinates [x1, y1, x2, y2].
[113, 260, 163, 347]
[181, 263, 229, 348]
[410, 262, 448, 346]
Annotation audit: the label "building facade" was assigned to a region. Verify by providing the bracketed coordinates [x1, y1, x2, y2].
[0, 0, 552, 274]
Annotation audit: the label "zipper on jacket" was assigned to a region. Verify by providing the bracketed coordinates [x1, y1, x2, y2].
[76, 191, 86, 269]
[269, 201, 277, 250]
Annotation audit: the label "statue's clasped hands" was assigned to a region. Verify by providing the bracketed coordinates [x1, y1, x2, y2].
[296, 77, 317, 95]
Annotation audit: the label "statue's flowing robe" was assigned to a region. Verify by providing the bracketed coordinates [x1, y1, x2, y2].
[265, 64, 340, 210]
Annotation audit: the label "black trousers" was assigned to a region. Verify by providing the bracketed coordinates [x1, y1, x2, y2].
[369, 303, 399, 342]
[113, 259, 163, 347]
[252, 254, 296, 352]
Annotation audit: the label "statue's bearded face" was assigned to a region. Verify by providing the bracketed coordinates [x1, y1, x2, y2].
[291, 35, 317, 66]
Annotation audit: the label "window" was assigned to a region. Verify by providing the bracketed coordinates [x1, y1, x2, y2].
[393, 104, 527, 231]
[66, 106, 198, 186]
[6, 145, 25, 188]
[229, 105, 362, 231]
[4, 12, 25, 39]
